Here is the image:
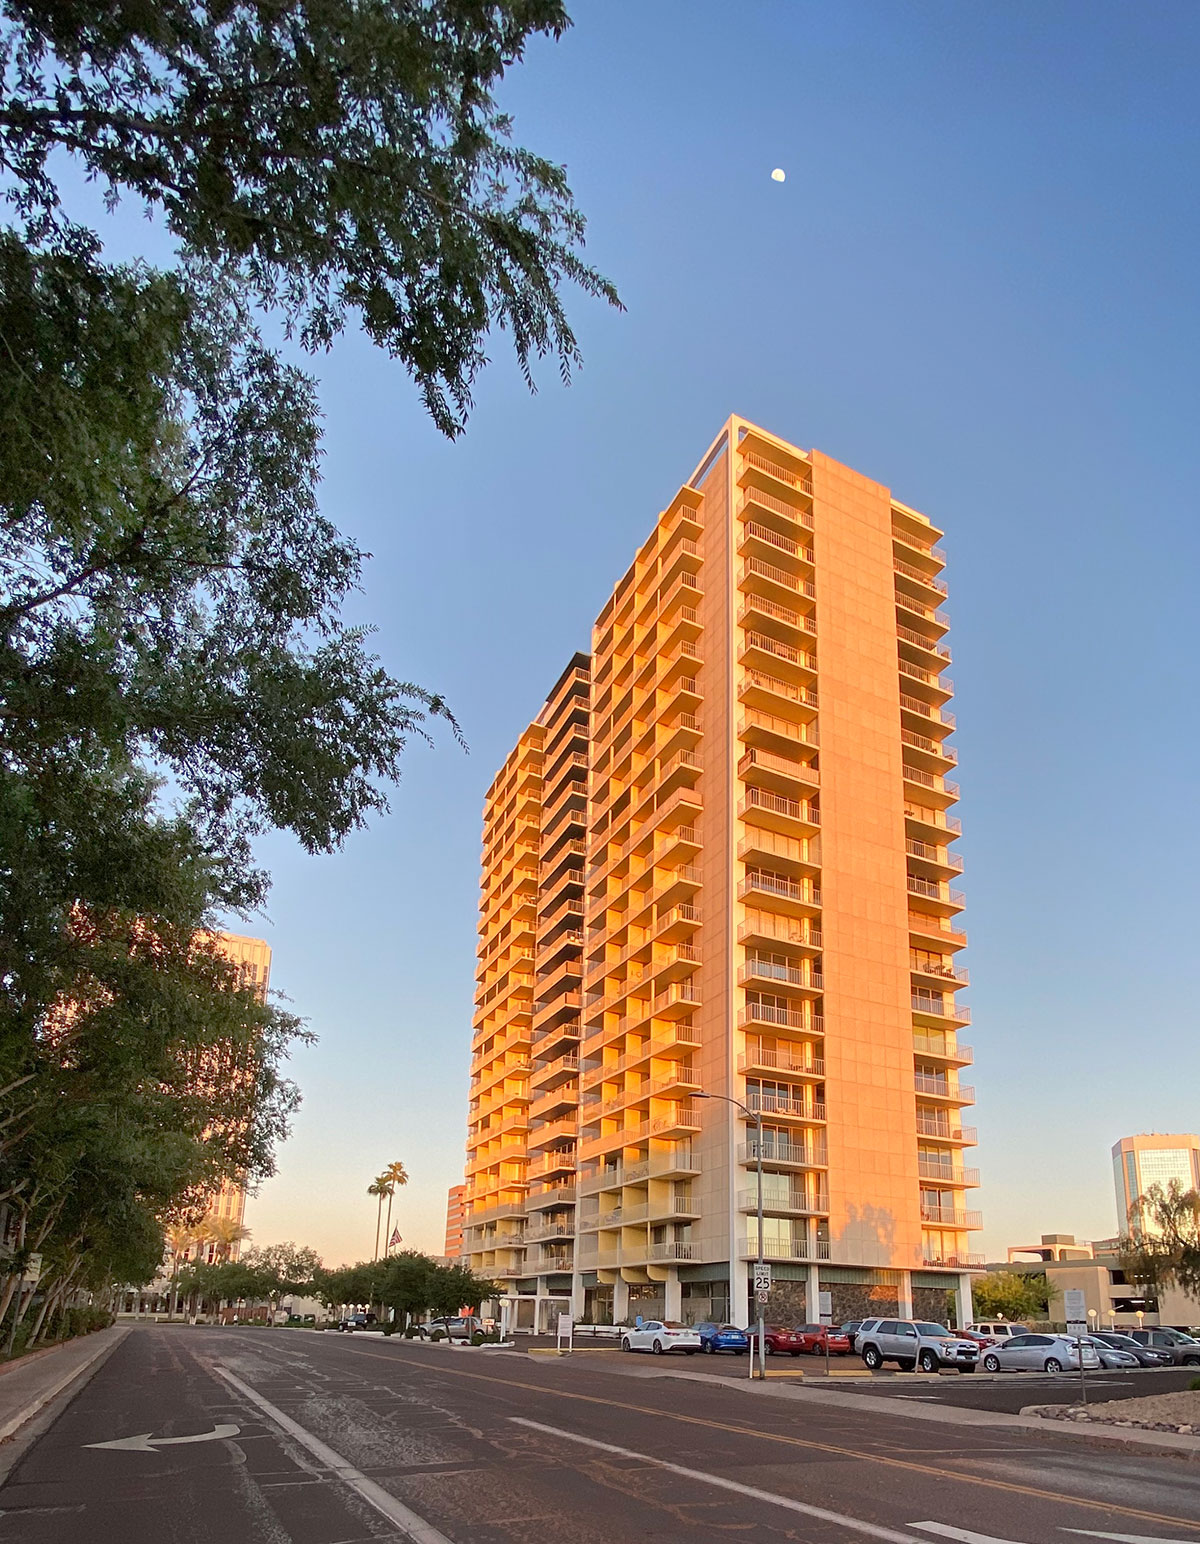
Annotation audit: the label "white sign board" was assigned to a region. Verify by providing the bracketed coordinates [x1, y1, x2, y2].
[753, 1264, 772, 1291]
[756, 1288, 770, 1305]
[818, 1290, 833, 1324]
[556, 1313, 573, 1352]
[1063, 1288, 1088, 1334]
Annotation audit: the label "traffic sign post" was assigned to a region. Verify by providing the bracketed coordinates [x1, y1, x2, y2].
[819, 1290, 833, 1375]
[1063, 1288, 1089, 1404]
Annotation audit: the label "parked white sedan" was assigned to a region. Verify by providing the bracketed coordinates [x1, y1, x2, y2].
[620, 1320, 701, 1355]
[980, 1333, 1101, 1373]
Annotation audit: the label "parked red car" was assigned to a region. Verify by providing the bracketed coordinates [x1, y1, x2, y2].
[793, 1323, 852, 1355]
[760, 1325, 806, 1356]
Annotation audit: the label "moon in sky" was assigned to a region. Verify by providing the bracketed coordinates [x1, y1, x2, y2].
[771, 168, 786, 182]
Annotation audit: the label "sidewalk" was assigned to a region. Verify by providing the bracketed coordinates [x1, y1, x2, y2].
[0, 1325, 129, 1443]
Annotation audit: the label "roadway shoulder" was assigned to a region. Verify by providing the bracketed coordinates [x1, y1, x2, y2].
[0, 1324, 130, 1445]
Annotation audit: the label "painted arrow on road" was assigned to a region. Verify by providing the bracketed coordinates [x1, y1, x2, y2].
[85, 1423, 240, 1453]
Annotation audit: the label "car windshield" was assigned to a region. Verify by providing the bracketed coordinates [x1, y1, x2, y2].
[661, 1321, 686, 1329]
[914, 1322, 953, 1337]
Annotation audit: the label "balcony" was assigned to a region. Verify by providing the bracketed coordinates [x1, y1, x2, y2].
[739, 1139, 828, 1169]
[922, 1250, 986, 1269]
[738, 629, 817, 677]
[656, 903, 702, 941]
[906, 837, 963, 875]
[646, 1240, 697, 1262]
[526, 1149, 577, 1181]
[918, 1161, 980, 1187]
[894, 556, 947, 597]
[524, 1221, 575, 1245]
[739, 747, 820, 797]
[911, 957, 969, 987]
[746, 1091, 826, 1122]
[740, 448, 814, 497]
[740, 958, 823, 992]
[912, 1034, 973, 1067]
[738, 870, 821, 915]
[527, 1116, 578, 1151]
[914, 1072, 975, 1103]
[739, 1002, 822, 1034]
[907, 875, 965, 915]
[738, 1189, 829, 1215]
[912, 993, 971, 1026]
[738, 669, 819, 714]
[921, 1204, 983, 1229]
[738, 1048, 824, 1078]
[738, 557, 813, 608]
[738, 914, 822, 951]
[525, 1183, 576, 1211]
[739, 1238, 830, 1262]
[897, 623, 951, 664]
[900, 692, 955, 733]
[901, 727, 958, 772]
[738, 594, 815, 643]
[530, 1051, 580, 1092]
[915, 1115, 977, 1144]
[598, 1073, 700, 1117]
[738, 787, 820, 835]
[653, 982, 700, 1018]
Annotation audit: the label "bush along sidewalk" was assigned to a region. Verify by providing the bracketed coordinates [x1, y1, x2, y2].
[2, 1306, 114, 1366]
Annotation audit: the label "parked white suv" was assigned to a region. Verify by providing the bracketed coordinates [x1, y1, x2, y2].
[857, 1318, 980, 1373]
[969, 1322, 1031, 1343]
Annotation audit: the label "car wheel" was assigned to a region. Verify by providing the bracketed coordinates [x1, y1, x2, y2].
[684, 1349, 696, 1356]
[958, 1364, 976, 1374]
[898, 1358, 916, 1372]
[983, 1354, 1001, 1372]
[862, 1346, 882, 1370]
[652, 1339, 664, 1355]
[621, 1338, 632, 1353]
[918, 1350, 939, 1373]
[1184, 1356, 1200, 1366]
[703, 1342, 714, 1353]
[764, 1341, 774, 1356]
[1044, 1357, 1063, 1373]
[791, 1350, 802, 1357]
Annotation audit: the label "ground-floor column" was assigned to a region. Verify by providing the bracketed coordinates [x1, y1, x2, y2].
[613, 1276, 630, 1323]
[664, 1271, 681, 1320]
[570, 1274, 586, 1319]
[897, 1270, 913, 1320]
[956, 1271, 974, 1329]
[806, 1263, 822, 1321]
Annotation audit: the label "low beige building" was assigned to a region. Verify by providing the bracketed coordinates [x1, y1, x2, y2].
[1002, 1232, 1200, 1331]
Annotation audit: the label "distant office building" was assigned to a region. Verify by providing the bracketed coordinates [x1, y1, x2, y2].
[444, 1185, 466, 1259]
[1113, 1134, 1200, 1237]
[1006, 1233, 1094, 1263]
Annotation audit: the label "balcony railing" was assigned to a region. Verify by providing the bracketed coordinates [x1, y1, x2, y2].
[915, 1114, 977, 1143]
[918, 1161, 980, 1186]
[739, 1002, 822, 1032]
[906, 838, 963, 870]
[739, 669, 819, 708]
[740, 787, 818, 825]
[741, 959, 823, 989]
[647, 1240, 697, 1261]
[738, 1189, 829, 1213]
[738, 1050, 824, 1076]
[912, 994, 970, 1023]
[746, 1092, 826, 1120]
[920, 1204, 983, 1229]
[897, 624, 951, 661]
[914, 1073, 975, 1102]
[740, 748, 820, 786]
[743, 450, 814, 493]
[912, 1035, 972, 1064]
[740, 1238, 831, 1261]
[902, 728, 957, 763]
[894, 556, 947, 594]
[739, 871, 821, 906]
[739, 1139, 828, 1167]
[907, 876, 964, 905]
[922, 1251, 986, 1268]
[740, 484, 814, 527]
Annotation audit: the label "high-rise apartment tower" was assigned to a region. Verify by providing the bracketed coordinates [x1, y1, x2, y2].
[462, 419, 979, 1331]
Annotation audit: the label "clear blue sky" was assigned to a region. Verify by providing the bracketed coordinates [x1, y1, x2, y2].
[76, 2, 1200, 1263]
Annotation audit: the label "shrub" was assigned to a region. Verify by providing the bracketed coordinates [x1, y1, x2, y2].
[1190, 1375, 1200, 1392]
[401, 1324, 421, 1338]
[381, 1321, 397, 1336]
[430, 1328, 446, 1341]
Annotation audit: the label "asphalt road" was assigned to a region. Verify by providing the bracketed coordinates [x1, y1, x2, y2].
[3, 1326, 1200, 1544]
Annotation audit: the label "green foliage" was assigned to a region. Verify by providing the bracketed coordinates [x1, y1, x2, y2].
[313, 1250, 495, 1326]
[971, 1271, 1050, 1322]
[0, 0, 620, 435]
[0, 0, 614, 1322]
[1120, 1181, 1200, 1297]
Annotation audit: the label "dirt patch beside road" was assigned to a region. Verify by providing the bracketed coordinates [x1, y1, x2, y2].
[1024, 1388, 1200, 1434]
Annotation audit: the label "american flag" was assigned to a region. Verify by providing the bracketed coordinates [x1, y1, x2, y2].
[389, 1228, 403, 1247]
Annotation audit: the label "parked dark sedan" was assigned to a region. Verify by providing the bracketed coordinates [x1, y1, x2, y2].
[760, 1325, 806, 1355]
[695, 1322, 750, 1354]
[1091, 1331, 1172, 1367]
[793, 1323, 852, 1355]
[838, 1320, 865, 1350]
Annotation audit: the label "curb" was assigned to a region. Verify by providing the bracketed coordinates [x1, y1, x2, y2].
[0, 1326, 130, 1443]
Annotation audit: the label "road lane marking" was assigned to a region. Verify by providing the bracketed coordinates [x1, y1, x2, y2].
[329, 1344, 1200, 1537]
[86, 1423, 239, 1453]
[1062, 1533, 1200, 1542]
[210, 1365, 452, 1544]
[509, 1416, 926, 1543]
[912, 1525, 1027, 1543]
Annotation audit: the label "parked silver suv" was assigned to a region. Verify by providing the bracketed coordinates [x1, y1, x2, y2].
[857, 1318, 980, 1373]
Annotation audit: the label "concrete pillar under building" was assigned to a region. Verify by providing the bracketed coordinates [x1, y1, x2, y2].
[956, 1272, 974, 1329]
[897, 1270, 913, 1320]
[664, 1271, 682, 1321]
[807, 1263, 822, 1322]
[613, 1277, 630, 1323]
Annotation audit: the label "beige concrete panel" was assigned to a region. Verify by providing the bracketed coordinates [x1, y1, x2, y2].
[811, 451, 923, 1271]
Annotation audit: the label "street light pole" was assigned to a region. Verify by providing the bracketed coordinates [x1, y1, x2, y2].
[697, 1090, 766, 1380]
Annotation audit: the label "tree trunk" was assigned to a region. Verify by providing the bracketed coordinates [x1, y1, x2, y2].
[385, 1192, 394, 1256]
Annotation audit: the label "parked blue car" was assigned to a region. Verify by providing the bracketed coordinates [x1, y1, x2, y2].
[695, 1322, 750, 1355]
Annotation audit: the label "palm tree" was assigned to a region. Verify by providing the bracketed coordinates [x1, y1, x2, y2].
[382, 1161, 408, 1255]
[368, 1174, 392, 1260]
[206, 1216, 251, 1263]
[164, 1223, 196, 1321]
